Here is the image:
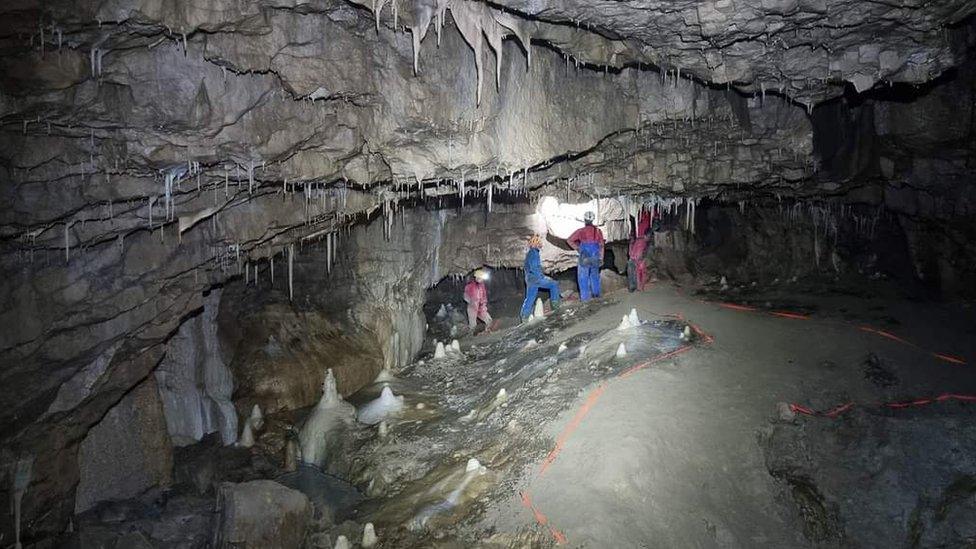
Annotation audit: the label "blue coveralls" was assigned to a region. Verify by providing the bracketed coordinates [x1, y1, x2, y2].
[577, 242, 602, 301]
[520, 248, 561, 319]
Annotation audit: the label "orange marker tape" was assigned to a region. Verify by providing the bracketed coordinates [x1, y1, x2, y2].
[539, 384, 606, 476]
[858, 325, 913, 346]
[770, 311, 810, 320]
[933, 352, 967, 365]
[718, 302, 757, 312]
[520, 491, 568, 544]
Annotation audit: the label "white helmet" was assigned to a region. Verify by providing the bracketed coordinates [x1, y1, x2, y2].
[583, 211, 596, 223]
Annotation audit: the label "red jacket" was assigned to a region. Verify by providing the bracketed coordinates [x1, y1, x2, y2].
[629, 236, 649, 261]
[464, 280, 488, 306]
[567, 224, 605, 252]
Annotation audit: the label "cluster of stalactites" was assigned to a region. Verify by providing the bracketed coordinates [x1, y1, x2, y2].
[373, 0, 534, 105]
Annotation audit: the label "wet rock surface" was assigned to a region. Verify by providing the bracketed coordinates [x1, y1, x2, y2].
[762, 407, 976, 548]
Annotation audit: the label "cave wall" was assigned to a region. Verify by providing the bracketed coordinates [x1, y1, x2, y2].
[806, 30, 976, 297]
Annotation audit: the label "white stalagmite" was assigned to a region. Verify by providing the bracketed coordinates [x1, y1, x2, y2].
[494, 388, 507, 404]
[410, 456, 487, 530]
[357, 385, 405, 425]
[529, 298, 545, 321]
[362, 523, 378, 548]
[617, 315, 632, 331]
[378, 420, 389, 437]
[450, 339, 461, 353]
[249, 404, 264, 430]
[299, 368, 355, 467]
[334, 535, 350, 549]
[236, 420, 255, 448]
[616, 342, 627, 358]
[434, 341, 446, 359]
[628, 308, 641, 326]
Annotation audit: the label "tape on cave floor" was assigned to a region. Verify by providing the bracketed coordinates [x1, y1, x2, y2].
[520, 322, 712, 545]
[708, 300, 967, 366]
[790, 393, 976, 419]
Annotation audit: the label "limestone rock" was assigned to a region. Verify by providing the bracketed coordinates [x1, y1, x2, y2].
[214, 480, 311, 549]
[75, 378, 173, 514]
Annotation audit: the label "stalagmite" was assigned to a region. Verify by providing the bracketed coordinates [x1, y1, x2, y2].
[616, 342, 627, 358]
[378, 421, 388, 437]
[299, 368, 355, 466]
[410, 457, 486, 530]
[236, 420, 255, 448]
[531, 298, 545, 321]
[249, 404, 264, 430]
[334, 535, 350, 549]
[450, 339, 461, 354]
[362, 523, 378, 548]
[628, 308, 641, 326]
[357, 385, 405, 425]
[283, 432, 300, 472]
[434, 340, 446, 358]
[9, 456, 33, 549]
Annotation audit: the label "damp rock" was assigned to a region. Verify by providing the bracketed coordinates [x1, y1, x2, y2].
[776, 402, 796, 421]
[214, 480, 311, 549]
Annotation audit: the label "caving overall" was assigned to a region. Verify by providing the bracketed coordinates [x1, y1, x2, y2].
[520, 247, 561, 319]
[568, 223, 604, 302]
[463, 280, 491, 329]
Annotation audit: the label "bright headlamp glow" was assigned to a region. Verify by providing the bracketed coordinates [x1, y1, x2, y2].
[537, 196, 600, 239]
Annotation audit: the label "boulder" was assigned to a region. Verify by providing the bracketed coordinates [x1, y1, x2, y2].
[214, 480, 311, 549]
[75, 378, 173, 514]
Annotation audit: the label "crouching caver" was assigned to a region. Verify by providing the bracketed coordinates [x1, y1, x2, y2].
[463, 269, 493, 332]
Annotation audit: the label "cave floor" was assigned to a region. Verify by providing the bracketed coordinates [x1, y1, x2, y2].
[70, 281, 976, 548]
[384, 281, 976, 548]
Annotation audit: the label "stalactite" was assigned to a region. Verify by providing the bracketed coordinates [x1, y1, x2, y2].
[288, 244, 294, 301]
